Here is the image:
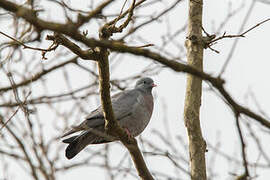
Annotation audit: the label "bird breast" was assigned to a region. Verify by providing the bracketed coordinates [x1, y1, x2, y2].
[128, 93, 153, 137]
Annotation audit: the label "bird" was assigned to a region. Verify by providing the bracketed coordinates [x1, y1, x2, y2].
[62, 77, 156, 159]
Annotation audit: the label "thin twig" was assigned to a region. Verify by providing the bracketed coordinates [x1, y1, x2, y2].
[132, 43, 154, 48]
[120, 0, 183, 40]
[0, 31, 58, 59]
[219, 1, 256, 75]
[235, 113, 250, 179]
[0, 57, 78, 94]
[102, 0, 136, 36]
[0, 107, 20, 132]
[210, 18, 270, 45]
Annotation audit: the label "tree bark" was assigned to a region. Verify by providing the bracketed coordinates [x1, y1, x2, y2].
[184, 0, 207, 180]
[98, 25, 154, 180]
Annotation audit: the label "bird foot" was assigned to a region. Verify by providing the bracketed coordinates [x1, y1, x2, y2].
[124, 128, 132, 139]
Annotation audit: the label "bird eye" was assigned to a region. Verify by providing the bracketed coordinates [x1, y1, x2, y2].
[143, 81, 146, 84]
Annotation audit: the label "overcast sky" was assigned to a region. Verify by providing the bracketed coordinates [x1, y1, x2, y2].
[1, 0, 270, 179]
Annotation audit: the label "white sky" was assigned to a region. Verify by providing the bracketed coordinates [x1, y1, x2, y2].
[1, 0, 270, 179]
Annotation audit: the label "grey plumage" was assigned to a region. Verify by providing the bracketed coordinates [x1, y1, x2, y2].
[62, 77, 156, 159]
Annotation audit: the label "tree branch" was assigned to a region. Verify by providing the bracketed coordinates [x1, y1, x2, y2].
[97, 49, 154, 179]
[96, 15, 154, 179]
[209, 18, 270, 45]
[1, 0, 269, 130]
[184, 0, 206, 179]
[0, 117, 39, 180]
[1, 3, 269, 131]
[0, 57, 78, 94]
[0, 31, 58, 60]
[75, 0, 114, 28]
[234, 113, 249, 180]
[46, 33, 101, 60]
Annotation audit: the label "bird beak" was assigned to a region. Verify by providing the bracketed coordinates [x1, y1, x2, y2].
[152, 83, 157, 87]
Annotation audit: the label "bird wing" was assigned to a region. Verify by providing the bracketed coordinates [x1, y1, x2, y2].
[61, 107, 103, 138]
[111, 89, 140, 121]
[86, 89, 140, 125]
[61, 89, 140, 138]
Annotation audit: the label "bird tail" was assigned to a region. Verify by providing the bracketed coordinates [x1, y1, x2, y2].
[63, 130, 96, 159]
[61, 124, 85, 138]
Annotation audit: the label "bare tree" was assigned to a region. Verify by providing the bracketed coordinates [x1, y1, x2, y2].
[0, 0, 270, 180]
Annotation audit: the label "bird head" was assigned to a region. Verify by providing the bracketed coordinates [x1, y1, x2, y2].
[135, 77, 156, 92]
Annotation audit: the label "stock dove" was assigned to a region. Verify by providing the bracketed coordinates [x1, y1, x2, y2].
[62, 77, 156, 159]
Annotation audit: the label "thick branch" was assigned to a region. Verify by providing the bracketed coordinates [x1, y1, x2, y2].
[97, 50, 154, 179]
[96, 15, 154, 179]
[1, 17, 269, 131]
[80, 39, 270, 130]
[184, 0, 206, 179]
[0, 0, 230, 84]
[1, 32, 270, 131]
[1, 0, 270, 157]
[0, 0, 78, 36]
[46, 33, 100, 60]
